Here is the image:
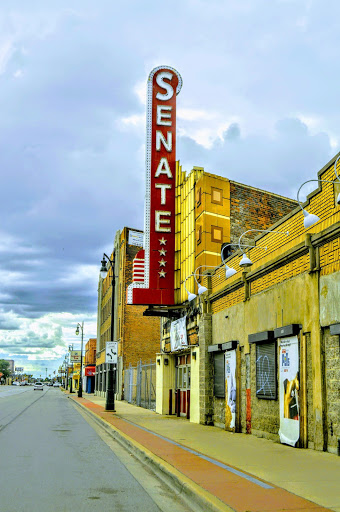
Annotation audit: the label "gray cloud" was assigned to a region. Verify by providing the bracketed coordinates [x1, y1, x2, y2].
[178, 118, 332, 199]
[0, 0, 340, 375]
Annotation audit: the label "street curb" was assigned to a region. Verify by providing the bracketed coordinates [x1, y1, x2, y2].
[69, 396, 234, 512]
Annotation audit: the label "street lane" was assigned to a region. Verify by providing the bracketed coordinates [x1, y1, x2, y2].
[0, 385, 45, 430]
[0, 388, 186, 512]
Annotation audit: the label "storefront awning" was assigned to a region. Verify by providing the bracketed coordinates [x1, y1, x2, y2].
[85, 366, 95, 376]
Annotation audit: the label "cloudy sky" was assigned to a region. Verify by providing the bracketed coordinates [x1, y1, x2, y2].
[0, 0, 339, 377]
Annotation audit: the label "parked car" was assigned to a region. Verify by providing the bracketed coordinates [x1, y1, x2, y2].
[12, 381, 20, 386]
[53, 382, 61, 387]
[34, 382, 44, 390]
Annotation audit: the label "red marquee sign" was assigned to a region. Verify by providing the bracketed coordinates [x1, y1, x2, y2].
[127, 66, 182, 305]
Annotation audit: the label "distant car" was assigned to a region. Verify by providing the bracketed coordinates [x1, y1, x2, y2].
[34, 382, 44, 390]
[12, 381, 20, 386]
[53, 382, 61, 387]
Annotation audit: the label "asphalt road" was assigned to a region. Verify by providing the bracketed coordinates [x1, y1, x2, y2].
[0, 386, 191, 512]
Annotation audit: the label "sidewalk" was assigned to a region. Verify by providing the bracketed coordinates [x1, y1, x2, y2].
[67, 391, 340, 512]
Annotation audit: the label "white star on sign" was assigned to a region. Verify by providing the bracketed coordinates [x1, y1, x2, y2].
[158, 248, 167, 256]
[159, 237, 167, 245]
[158, 259, 167, 267]
[158, 270, 166, 278]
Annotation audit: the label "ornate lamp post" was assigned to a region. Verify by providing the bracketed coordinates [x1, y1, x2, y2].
[75, 322, 84, 398]
[100, 254, 116, 411]
[68, 344, 74, 393]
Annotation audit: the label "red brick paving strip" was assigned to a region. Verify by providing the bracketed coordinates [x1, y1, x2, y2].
[74, 397, 332, 512]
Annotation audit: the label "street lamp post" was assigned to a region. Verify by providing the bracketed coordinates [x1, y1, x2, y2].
[100, 254, 116, 412]
[68, 344, 74, 393]
[76, 322, 84, 398]
[64, 355, 68, 389]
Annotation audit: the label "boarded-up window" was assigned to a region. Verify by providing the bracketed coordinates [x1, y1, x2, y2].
[256, 342, 277, 400]
[214, 352, 225, 398]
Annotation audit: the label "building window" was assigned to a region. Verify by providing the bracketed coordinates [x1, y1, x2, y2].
[211, 187, 223, 205]
[211, 225, 223, 243]
[197, 225, 202, 245]
[256, 342, 277, 400]
[196, 187, 202, 206]
[213, 352, 225, 398]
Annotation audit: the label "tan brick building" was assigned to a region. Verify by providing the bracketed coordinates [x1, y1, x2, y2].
[156, 155, 340, 454]
[152, 164, 297, 421]
[84, 338, 96, 393]
[95, 227, 160, 398]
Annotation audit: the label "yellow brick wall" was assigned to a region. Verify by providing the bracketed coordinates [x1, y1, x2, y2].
[175, 165, 232, 304]
[175, 164, 203, 304]
[211, 157, 340, 312]
[320, 236, 340, 276]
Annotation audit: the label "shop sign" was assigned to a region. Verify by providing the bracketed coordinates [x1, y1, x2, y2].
[225, 350, 236, 431]
[127, 66, 182, 306]
[170, 316, 187, 351]
[128, 230, 144, 247]
[279, 336, 300, 446]
[70, 351, 81, 363]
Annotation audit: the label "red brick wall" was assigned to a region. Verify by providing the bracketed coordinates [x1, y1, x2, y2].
[230, 182, 297, 245]
[85, 338, 96, 365]
[121, 229, 161, 368]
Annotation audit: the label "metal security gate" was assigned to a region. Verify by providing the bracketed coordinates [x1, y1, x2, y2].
[124, 360, 156, 411]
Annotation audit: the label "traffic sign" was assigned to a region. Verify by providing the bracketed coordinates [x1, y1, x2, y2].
[106, 342, 118, 364]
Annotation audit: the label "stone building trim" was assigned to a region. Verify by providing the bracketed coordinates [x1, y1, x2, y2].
[330, 323, 340, 336]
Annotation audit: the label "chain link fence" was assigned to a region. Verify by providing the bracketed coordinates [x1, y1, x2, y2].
[124, 360, 156, 411]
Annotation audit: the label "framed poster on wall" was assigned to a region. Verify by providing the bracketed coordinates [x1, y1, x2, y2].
[279, 336, 300, 446]
[225, 350, 236, 431]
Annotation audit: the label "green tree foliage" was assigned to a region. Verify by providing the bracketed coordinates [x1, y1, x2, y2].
[0, 360, 11, 379]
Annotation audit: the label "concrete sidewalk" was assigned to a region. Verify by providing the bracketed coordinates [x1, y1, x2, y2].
[68, 391, 340, 512]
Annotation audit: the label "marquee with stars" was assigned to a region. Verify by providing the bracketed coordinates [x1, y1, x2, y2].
[127, 66, 182, 306]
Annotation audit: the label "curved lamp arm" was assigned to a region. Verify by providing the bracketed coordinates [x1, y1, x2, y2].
[297, 178, 339, 211]
[220, 242, 259, 264]
[194, 265, 219, 286]
[238, 228, 288, 252]
[334, 155, 340, 183]
[184, 274, 197, 302]
[100, 253, 114, 279]
[297, 178, 340, 228]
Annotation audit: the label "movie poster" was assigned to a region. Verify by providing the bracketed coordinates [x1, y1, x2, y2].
[225, 350, 236, 431]
[279, 336, 300, 447]
[170, 316, 188, 352]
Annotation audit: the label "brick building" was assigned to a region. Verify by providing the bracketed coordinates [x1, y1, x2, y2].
[84, 338, 96, 393]
[95, 227, 160, 398]
[157, 154, 340, 454]
[149, 163, 297, 420]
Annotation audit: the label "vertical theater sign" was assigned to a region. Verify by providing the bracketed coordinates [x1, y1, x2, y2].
[127, 66, 182, 306]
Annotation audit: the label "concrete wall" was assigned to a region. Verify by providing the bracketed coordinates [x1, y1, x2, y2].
[211, 266, 339, 452]
[324, 327, 340, 454]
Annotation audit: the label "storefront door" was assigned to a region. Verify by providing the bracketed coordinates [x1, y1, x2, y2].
[176, 354, 191, 418]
